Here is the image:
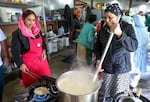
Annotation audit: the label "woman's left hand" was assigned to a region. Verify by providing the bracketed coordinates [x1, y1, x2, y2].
[41, 50, 47, 60]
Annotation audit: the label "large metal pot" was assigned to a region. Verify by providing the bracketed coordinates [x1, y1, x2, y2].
[56, 70, 101, 102]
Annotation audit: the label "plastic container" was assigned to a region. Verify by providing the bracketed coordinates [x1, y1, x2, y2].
[57, 38, 64, 50]
[47, 41, 53, 54]
[63, 37, 69, 47]
[52, 39, 58, 52]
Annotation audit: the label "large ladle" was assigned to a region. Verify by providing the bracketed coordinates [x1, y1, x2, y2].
[93, 15, 121, 82]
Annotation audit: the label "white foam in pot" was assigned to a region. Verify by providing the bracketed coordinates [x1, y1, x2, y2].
[57, 71, 101, 95]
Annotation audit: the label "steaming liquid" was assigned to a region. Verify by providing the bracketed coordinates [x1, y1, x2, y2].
[57, 71, 100, 95]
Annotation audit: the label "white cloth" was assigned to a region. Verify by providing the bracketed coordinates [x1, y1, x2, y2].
[130, 52, 140, 88]
[121, 15, 140, 88]
[0, 28, 6, 66]
[133, 15, 149, 73]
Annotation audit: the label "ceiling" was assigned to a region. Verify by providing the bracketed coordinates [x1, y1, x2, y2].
[75, 0, 150, 7]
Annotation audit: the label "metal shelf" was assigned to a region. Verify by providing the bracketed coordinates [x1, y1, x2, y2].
[47, 32, 69, 40]
[0, 21, 44, 25]
[0, 1, 40, 8]
[0, 22, 18, 25]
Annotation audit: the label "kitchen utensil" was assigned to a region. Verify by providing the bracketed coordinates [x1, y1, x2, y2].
[34, 86, 49, 95]
[26, 71, 41, 80]
[93, 31, 114, 82]
[14, 76, 59, 102]
[117, 96, 143, 102]
[56, 70, 101, 102]
[117, 88, 143, 102]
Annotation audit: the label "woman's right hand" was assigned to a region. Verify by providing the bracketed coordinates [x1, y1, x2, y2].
[20, 64, 29, 73]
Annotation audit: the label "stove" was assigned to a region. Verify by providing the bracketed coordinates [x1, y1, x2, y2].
[30, 92, 51, 102]
[14, 76, 60, 102]
[14, 77, 150, 102]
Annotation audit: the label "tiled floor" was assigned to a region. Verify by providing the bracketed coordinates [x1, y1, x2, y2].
[2, 44, 150, 102]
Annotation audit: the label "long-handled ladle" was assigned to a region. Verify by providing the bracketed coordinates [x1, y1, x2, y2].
[93, 15, 121, 82]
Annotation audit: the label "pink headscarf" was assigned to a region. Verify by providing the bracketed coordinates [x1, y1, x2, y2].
[18, 14, 41, 38]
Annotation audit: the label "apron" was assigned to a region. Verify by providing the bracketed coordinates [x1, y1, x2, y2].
[21, 34, 51, 87]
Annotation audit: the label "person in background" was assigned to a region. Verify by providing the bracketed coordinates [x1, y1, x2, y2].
[0, 28, 10, 101]
[77, 14, 97, 66]
[64, 4, 73, 32]
[84, 5, 92, 22]
[11, 10, 51, 88]
[146, 15, 150, 32]
[72, 8, 83, 41]
[138, 11, 143, 16]
[122, 10, 135, 26]
[95, 3, 138, 101]
[133, 15, 149, 77]
[138, 11, 146, 23]
[122, 12, 141, 91]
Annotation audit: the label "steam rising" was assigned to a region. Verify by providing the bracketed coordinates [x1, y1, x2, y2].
[57, 57, 102, 95]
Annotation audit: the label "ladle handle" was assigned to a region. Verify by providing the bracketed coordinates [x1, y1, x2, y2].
[93, 32, 114, 82]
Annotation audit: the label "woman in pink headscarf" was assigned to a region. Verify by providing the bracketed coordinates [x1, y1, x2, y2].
[11, 10, 51, 87]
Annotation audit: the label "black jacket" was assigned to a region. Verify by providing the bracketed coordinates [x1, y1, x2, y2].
[11, 28, 46, 67]
[95, 21, 138, 74]
[72, 17, 83, 40]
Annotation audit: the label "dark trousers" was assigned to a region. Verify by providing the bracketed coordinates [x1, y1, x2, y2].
[0, 66, 4, 102]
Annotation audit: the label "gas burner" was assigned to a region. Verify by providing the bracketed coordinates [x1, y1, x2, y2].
[15, 76, 61, 102]
[30, 92, 51, 102]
